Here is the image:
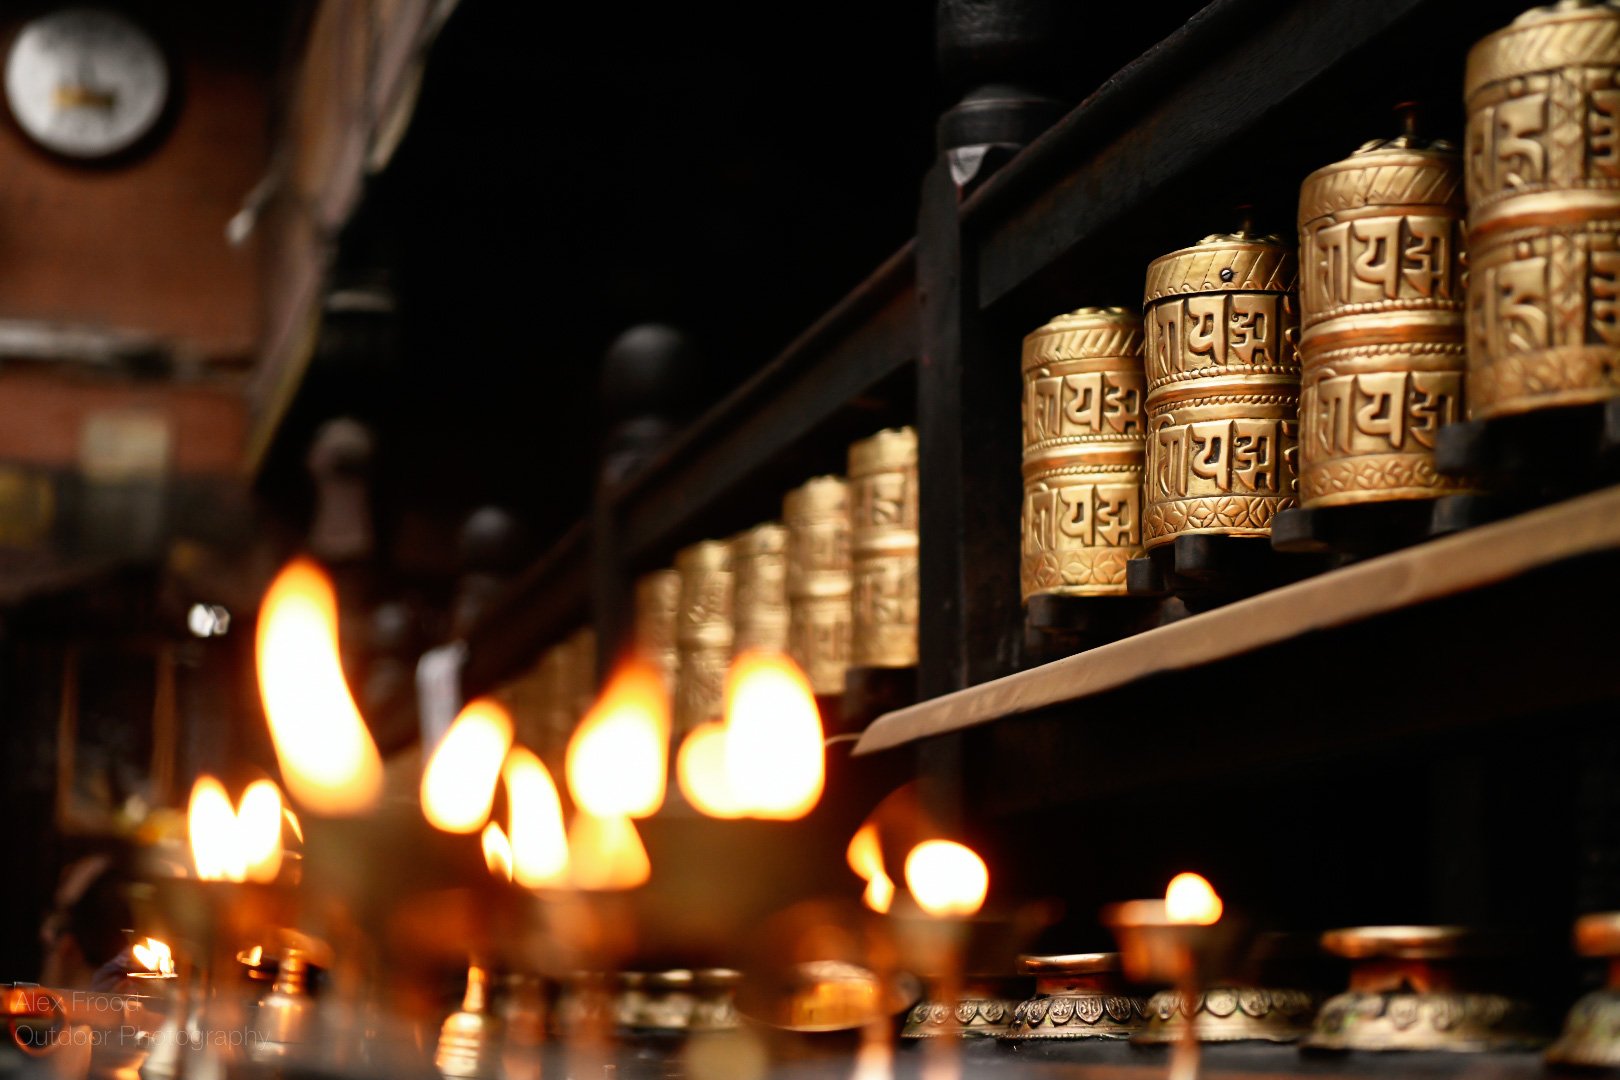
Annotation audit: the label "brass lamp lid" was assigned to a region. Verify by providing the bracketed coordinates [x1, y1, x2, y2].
[1320, 925, 1485, 960]
[1467, 1, 1620, 102]
[1019, 952, 1121, 976]
[1575, 913, 1620, 957]
[641, 969, 696, 991]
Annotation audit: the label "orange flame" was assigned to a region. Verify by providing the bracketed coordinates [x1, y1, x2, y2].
[255, 559, 382, 815]
[722, 651, 824, 820]
[1164, 872, 1223, 925]
[236, 779, 286, 884]
[132, 937, 174, 976]
[481, 822, 514, 882]
[676, 721, 746, 819]
[903, 839, 988, 918]
[845, 823, 895, 914]
[566, 659, 668, 819]
[567, 813, 650, 891]
[421, 698, 513, 833]
[187, 775, 286, 883]
[503, 746, 569, 889]
[188, 775, 240, 881]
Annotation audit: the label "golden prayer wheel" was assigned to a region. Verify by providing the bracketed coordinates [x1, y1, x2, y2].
[1020, 308, 1147, 599]
[783, 475, 853, 696]
[848, 427, 919, 668]
[536, 638, 580, 757]
[633, 568, 681, 695]
[1547, 912, 1620, 1067]
[1298, 127, 1471, 507]
[1142, 232, 1302, 547]
[1002, 953, 1148, 1041]
[731, 523, 790, 654]
[1303, 926, 1544, 1052]
[1465, 1, 1620, 419]
[674, 539, 733, 733]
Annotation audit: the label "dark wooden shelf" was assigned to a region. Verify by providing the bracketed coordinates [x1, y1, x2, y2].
[856, 486, 1620, 758]
[458, 521, 589, 698]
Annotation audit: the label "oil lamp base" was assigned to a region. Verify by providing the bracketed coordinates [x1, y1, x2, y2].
[1132, 988, 1315, 1045]
[1301, 990, 1543, 1053]
[1548, 990, 1620, 1067]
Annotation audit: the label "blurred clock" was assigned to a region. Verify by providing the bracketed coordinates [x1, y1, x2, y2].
[4, 7, 171, 161]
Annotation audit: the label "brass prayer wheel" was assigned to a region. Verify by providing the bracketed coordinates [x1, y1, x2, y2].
[1465, 2, 1620, 419]
[633, 568, 681, 695]
[1303, 926, 1544, 1052]
[731, 523, 790, 654]
[783, 475, 853, 696]
[565, 626, 597, 719]
[1020, 308, 1147, 599]
[536, 635, 582, 756]
[1298, 128, 1471, 507]
[1547, 912, 1620, 1067]
[1142, 232, 1302, 547]
[848, 427, 919, 668]
[674, 539, 733, 733]
[1003, 953, 1149, 1041]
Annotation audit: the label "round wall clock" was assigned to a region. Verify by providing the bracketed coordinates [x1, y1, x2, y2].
[4, 7, 172, 161]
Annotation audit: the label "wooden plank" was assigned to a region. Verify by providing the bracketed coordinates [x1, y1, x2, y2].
[855, 486, 1620, 754]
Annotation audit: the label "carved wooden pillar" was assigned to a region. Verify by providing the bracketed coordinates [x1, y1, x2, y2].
[917, 0, 1064, 817]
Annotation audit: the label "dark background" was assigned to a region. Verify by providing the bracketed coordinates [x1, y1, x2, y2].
[256, 0, 1212, 574]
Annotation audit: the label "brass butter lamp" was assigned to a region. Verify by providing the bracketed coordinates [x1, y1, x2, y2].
[1303, 926, 1544, 1052]
[1547, 913, 1620, 1067]
[1102, 874, 1237, 1080]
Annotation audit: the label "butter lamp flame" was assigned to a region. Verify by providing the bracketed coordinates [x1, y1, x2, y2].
[903, 840, 988, 919]
[187, 775, 284, 883]
[677, 721, 746, 819]
[255, 558, 382, 815]
[422, 699, 514, 834]
[1165, 872, 1223, 925]
[503, 746, 570, 888]
[566, 659, 669, 819]
[722, 650, 824, 820]
[481, 822, 514, 882]
[132, 937, 174, 977]
[846, 823, 895, 914]
[567, 813, 650, 891]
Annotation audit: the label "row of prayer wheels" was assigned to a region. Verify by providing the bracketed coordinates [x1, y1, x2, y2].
[1023, 0, 1620, 602]
[635, 426, 920, 735]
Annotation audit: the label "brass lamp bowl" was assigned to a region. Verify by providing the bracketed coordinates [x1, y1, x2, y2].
[617, 968, 742, 1035]
[1002, 953, 1148, 1041]
[1100, 900, 1244, 987]
[1548, 913, 1620, 1067]
[1303, 926, 1544, 1053]
[737, 960, 918, 1035]
[900, 974, 1027, 1040]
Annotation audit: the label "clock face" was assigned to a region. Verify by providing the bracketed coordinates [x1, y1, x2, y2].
[4, 7, 170, 160]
